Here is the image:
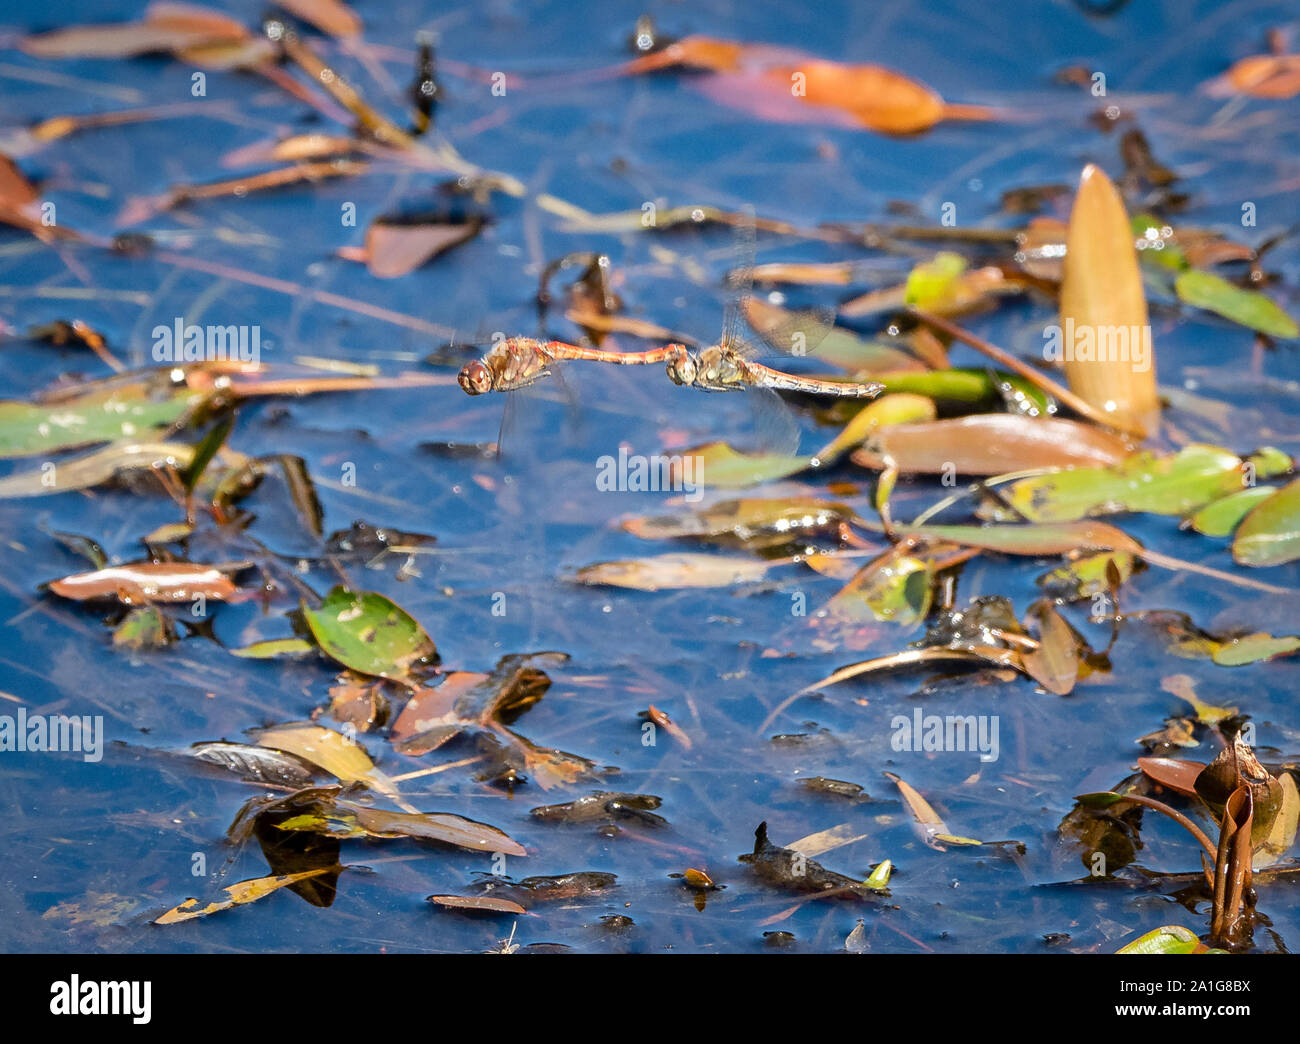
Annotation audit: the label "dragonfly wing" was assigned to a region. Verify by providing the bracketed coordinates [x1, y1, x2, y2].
[747, 385, 801, 457]
[746, 302, 838, 361]
[720, 204, 757, 350]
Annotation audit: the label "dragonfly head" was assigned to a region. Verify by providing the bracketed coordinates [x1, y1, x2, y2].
[667, 353, 697, 386]
[458, 359, 493, 395]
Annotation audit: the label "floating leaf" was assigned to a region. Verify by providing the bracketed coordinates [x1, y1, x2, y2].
[1137, 757, 1206, 798]
[275, 0, 362, 38]
[48, 562, 239, 605]
[1036, 551, 1136, 601]
[1058, 163, 1159, 436]
[570, 553, 775, 591]
[819, 393, 936, 461]
[627, 39, 993, 134]
[903, 521, 1141, 555]
[346, 805, 525, 856]
[1116, 925, 1209, 954]
[0, 440, 222, 499]
[991, 445, 1290, 523]
[255, 723, 378, 783]
[358, 218, 482, 278]
[1205, 53, 1300, 99]
[428, 895, 526, 915]
[821, 552, 932, 628]
[1175, 269, 1298, 338]
[851, 415, 1132, 475]
[155, 868, 333, 925]
[0, 382, 202, 458]
[231, 637, 317, 659]
[801, 645, 1023, 694]
[1233, 476, 1300, 566]
[623, 497, 866, 548]
[185, 741, 318, 785]
[301, 587, 437, 682]
[1171, 632, 1300, 667]
[1160, 674, 1236, 723]
[884, 772, 981, 850]
[1187, 486, 1280, 537]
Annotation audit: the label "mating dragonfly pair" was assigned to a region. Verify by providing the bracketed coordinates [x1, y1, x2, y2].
[457, 212, 885, 455]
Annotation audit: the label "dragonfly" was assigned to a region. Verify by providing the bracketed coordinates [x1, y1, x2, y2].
[457, 336, 687, 395]
[661, 210, 884, 452]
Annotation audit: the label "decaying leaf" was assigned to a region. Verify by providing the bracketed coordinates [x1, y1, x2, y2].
[48, 562, 240, 605]
[570, 552, 776, 590]
[155, 868, 334, 925]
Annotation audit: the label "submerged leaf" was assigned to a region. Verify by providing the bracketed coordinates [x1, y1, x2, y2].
[570, 553, 775, 590]
[155, 868, 333, 925]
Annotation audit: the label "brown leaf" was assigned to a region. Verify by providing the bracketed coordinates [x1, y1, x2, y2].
[1020, 604, 1079, 695]
[1059, 164, 1159, 437]
[275, 0, 362, 38]
[360, 219, 482, 278]
[428, 894, 525, 914]
[850, 414, 1132, 475]
[1137, 757, 1207, 798]
[1206, 54, 1300, 99]
[48, 562, 238, 604]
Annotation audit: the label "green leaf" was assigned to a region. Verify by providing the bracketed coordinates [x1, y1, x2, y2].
[1187, 486, 1280, 537]
[1036, 551, 1135, 601]
[864, 859, 892, 890]
[301, 588, 438, 682]
[231, 637, 317, 659]
[1207, 633, 1300, 667]
[873, 368, 1050, 411]
[1175, 269, 1299, 338]
[904, 251, 967, 309]
[823, 554, 932, 627]
[1116, 926, 1207, 954]
[684, 441, 812, 488]
[1234, 476, 1300, 566]
[995, 445, 1291, 523]
[903, 520, 1141, 555]
[0, 383, 201, 458]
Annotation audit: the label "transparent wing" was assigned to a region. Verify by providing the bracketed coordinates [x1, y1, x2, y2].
[496, 356, 581, 462]
[743, 300, 838, 361]
[720, 204, 757, 353]
[745, 385, 801, 457]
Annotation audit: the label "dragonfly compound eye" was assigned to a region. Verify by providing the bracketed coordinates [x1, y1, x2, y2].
[458, 360, 493, 395]
[667, 355, 696, 385]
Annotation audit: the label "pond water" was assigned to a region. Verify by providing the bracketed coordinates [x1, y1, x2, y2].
[0, 0, 1298, 953]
